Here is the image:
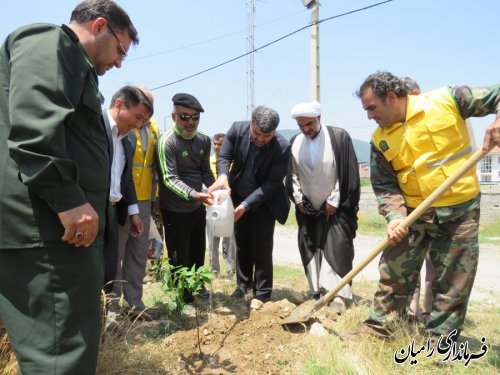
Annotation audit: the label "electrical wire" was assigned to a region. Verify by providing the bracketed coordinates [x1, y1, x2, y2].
[151, 0, 394, 91]
[128, 9, 305, 62]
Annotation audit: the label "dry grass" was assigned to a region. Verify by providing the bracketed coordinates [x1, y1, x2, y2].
[293, 280, 500, 375]
[1, 217, 498, 374]
[1, 272, 498, 374]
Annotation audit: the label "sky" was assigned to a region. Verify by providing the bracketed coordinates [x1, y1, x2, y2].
[1, 0, 498, 147]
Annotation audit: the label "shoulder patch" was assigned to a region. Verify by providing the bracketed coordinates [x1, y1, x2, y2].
[379, 140, 389, 152]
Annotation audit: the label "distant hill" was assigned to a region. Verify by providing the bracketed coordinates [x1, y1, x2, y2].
[278, 128, 371, 162]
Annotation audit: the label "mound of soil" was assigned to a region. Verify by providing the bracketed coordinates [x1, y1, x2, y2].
[128, 294, 341, 374]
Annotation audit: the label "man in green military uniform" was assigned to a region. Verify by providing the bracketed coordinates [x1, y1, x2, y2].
[356, 71, 500, 339]
[0, 1, 138, 373]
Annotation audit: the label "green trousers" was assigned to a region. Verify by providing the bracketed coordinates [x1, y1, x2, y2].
[370, 207, 479, 336]
[0, 246, 103, 375]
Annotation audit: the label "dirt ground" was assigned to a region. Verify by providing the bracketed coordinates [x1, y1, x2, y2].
[2, 226, 498, 374]
[121, 227, 499, 374]
[126, 286, 343, 375]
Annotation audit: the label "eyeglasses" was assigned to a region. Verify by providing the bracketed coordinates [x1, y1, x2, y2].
[107, 22, 127, 61]
[177, 113, 200, 121]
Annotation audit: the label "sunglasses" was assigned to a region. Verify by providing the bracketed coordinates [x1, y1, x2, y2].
[177, 113, 200, 121]
[107, 22, 127, 61]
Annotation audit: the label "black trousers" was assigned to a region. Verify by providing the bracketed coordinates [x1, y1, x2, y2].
[0, 246, 103, 375]
[234, 201, 276, 300]
[161, 205, 206, 270]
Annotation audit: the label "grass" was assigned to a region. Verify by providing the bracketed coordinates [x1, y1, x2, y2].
[360, 177, 371, 187]
[294, 298, 500, 374]
[286, 206, 499, 240]
[1, 214, 498, 374]
[479, 220, 500, 243]
[1, 267, 498, 374]
[127, 278, 500, 374]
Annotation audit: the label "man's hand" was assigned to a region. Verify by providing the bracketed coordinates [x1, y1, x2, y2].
[234, 204, 246, 222]
[387, 219, 408, 246]
[58, 203, 99, 247]
[129, 214, 144, 238]
[296, 202, 306, 214]
[324, 203, 337, 221]
[208, 175, 230, 194]
[195, 192, 214, 205]
[483, 117, 500, 152]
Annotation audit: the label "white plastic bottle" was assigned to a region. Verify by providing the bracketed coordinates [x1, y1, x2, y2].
[206, 189, 234, 237]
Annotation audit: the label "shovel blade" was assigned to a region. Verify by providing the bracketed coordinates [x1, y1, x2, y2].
[281, 299, 325, 325]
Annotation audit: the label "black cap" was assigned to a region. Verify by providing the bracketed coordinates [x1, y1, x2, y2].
[172, 93, 204, 112]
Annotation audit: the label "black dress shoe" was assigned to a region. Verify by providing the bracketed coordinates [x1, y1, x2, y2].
[127, 308, 153, 322]
[230, 287, 246, 299]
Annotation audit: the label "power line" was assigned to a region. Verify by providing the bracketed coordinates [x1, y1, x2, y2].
[128, 10, 305, 62]
[151, 0, 394, 91]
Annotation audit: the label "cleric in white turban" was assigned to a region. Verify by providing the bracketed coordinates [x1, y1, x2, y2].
[290, 101, 321, 119]
[287, 97, 360, 314]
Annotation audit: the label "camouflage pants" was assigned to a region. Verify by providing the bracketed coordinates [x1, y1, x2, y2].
[369, 207, 479, 336]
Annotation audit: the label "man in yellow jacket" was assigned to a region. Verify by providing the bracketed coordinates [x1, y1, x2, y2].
[114, 88, 159, 318]
[356, 71, 500, 340]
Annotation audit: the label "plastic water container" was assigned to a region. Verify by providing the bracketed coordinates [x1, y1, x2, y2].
[206, 189, 234, 237]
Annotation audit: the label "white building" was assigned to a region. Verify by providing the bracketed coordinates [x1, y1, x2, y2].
[479, 146, 500, 183]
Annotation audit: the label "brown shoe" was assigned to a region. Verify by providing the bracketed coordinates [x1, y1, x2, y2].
[359, 319, 392, 339]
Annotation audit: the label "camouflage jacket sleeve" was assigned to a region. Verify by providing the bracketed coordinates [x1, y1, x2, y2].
[450, 84, 500, 118]
[370, 143, 407, 222]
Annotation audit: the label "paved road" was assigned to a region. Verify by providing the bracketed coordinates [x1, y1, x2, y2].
[272, 225, 499, 302]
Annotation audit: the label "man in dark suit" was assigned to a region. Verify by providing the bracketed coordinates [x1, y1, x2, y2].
[0, 1, 138, 373]
[208, 105, 291, 304]
[102, 86, 153, 308]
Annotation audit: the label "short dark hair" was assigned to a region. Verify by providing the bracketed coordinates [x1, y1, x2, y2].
[213, 133, 225, 140]
[70, 0, 138, 45]
[251, 105, 280, 133]
[110, 85, 153, 116]
[356, 71, 407, 100]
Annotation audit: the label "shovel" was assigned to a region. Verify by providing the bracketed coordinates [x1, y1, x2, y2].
[281, 147, 488, 325]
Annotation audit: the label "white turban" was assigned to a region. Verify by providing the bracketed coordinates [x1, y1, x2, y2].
[290, 101, 321, 119]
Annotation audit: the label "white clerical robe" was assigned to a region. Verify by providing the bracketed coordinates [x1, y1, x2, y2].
[290, 126, 352, 299]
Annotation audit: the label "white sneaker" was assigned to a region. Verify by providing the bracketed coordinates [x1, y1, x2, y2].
[250, 298, 264, 310]
[330, 296, 346, 315]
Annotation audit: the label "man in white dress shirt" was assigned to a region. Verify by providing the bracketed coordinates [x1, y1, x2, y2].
[103, 86, 153, 310]
[288, 101, 360, 313]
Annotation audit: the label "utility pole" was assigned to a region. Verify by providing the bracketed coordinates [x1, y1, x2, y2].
[301, 0, 320, 101]
[246, 1, 256, 119]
